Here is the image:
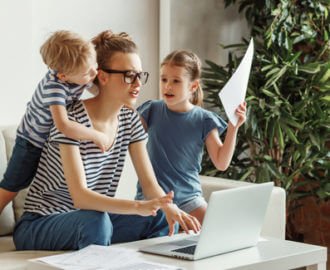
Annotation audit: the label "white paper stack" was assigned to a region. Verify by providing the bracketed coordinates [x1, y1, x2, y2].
[27, 245, 183, 270]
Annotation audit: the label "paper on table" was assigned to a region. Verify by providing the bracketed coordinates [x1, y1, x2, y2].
[218, 39, 254, 126]
[31, 245, 183, 270]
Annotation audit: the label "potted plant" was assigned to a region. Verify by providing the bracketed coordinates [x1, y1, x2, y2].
[201, 0, 330, 251]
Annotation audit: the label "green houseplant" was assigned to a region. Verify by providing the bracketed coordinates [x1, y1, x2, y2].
[201, 0, 330, 243]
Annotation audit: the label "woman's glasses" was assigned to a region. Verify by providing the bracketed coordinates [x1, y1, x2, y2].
[101, 69, 149, 85]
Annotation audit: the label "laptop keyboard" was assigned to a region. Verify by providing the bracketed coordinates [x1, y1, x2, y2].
[172, 245, 197, 255]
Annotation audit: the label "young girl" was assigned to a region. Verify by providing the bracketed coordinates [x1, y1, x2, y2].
[135, 50, 247, 224]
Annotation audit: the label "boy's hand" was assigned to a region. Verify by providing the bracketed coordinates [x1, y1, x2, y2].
[94, 131, 111, 152]
[135, 192, 173, 217]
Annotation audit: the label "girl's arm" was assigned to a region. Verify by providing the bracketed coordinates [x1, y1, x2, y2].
[59, 143, 171, 216]
[129, 140, 201, 235]
[205, 102, 247, 171]
[139, 116, 148, 132]
[50, 105, 109, 151]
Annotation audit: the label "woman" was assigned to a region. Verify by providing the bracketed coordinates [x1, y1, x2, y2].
[13, 30, 200, 250]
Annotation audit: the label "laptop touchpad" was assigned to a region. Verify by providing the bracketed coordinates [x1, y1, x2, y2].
[171, 239, 197, 247]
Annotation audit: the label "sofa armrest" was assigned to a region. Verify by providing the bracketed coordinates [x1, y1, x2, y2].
[200, 175, 286, 239]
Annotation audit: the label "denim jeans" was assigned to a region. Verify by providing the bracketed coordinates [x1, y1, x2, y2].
[14, 210, 175, 250]
[0, 137, 42, 192]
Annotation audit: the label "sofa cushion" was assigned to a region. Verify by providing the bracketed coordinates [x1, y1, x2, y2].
[0, 235, 15, 252]
[2, 127, 16, 162]
[1, 127, 28, 221]
[13, 189, 28, 221]
[0, 203, 15, 236]
[0, 128, 16, 236]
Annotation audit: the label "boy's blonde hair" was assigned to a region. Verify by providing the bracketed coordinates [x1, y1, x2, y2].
[40, 30, 95, 75]
[161, 50, 204, 106]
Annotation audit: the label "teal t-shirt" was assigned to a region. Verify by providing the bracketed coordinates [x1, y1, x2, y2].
[135, 100, 227, 206]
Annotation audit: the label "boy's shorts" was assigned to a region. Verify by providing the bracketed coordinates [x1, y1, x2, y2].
[0, 137, 42, 192]
[178, 196, 208, 213]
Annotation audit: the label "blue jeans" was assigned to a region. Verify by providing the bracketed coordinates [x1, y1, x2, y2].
[14, 210, 175, 250]
[0, 137, 42, 192]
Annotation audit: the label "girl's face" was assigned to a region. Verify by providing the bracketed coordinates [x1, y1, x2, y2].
[99, 52, 143, 108]
[160, 64, 197, 112]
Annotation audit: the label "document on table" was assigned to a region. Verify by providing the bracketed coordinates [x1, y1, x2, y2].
[28, 245, 184, 270]
[218, 39, 254, 126]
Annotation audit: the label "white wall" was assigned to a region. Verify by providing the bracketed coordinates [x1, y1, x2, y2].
[0, 0, 160, 126]
[170, 0, 249, 66]
[0, 0, 248, 126]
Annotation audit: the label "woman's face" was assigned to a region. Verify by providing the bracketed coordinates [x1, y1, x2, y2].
[100, 52, 143, 108]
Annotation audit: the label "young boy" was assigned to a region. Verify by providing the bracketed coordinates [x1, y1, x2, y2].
[0, 30, 110, 213]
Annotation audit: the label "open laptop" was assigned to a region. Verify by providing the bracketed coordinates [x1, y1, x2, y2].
[140, 182, 273, 260]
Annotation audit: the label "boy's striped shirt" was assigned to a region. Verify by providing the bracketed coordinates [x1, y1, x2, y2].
[17, 70, 89, 148]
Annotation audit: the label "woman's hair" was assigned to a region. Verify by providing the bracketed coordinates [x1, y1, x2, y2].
[161, 50, 203, 106]
[92, 30, 137, 72]
[40, 30, 95, 75]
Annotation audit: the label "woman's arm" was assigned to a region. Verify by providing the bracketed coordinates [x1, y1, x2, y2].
[129, 140, 201, 234]
[128, 140, 164, 199]
[205, 102, 247, 171]
[59, 143, 171, 216]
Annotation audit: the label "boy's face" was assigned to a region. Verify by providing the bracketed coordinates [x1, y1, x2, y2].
[60, 56, 98, 85]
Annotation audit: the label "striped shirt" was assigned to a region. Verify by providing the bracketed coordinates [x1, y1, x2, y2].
[17, 70, 91, 148]
[24, 100, 147, 216]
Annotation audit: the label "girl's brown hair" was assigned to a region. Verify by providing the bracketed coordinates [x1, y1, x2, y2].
[161, 50, 203, 106]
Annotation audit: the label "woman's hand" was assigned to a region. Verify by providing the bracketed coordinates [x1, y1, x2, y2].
[135, 192, 173, 217]
[234, 101, 247, 128]
[162, 201, 201, 236]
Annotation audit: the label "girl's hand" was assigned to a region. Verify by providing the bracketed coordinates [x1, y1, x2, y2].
[162, 201, 201, 236]
[136, 192, 173, 217]
[234, 101, 247, 128]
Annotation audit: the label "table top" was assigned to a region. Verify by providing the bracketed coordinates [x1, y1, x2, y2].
[0, 235, 327, 270]
[117, 234, 327, 270]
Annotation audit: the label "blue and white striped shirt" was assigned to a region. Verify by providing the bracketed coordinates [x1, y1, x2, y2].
[17, 70, 90, 148]
[24, 100, 147, 216]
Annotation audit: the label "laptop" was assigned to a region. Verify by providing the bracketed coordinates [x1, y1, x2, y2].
[139, 182, 274, 260]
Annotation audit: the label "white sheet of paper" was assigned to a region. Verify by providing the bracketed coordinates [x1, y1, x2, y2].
[34, 245, 138, 269]
[31, 245, 182, 270]
[218, 39, 254, 126]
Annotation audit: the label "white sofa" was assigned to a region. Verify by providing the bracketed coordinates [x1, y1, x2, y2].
[0, 126, 286, 269]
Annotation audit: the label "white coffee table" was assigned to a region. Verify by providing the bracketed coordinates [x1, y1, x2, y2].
[117, 234, 328, 270]
[1, 234, 327, 270]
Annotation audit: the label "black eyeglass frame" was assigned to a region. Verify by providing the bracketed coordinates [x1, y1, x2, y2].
[101, 68, 149, 85]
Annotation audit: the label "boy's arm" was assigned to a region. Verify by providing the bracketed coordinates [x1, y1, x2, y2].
[50, 105, 109, 151]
